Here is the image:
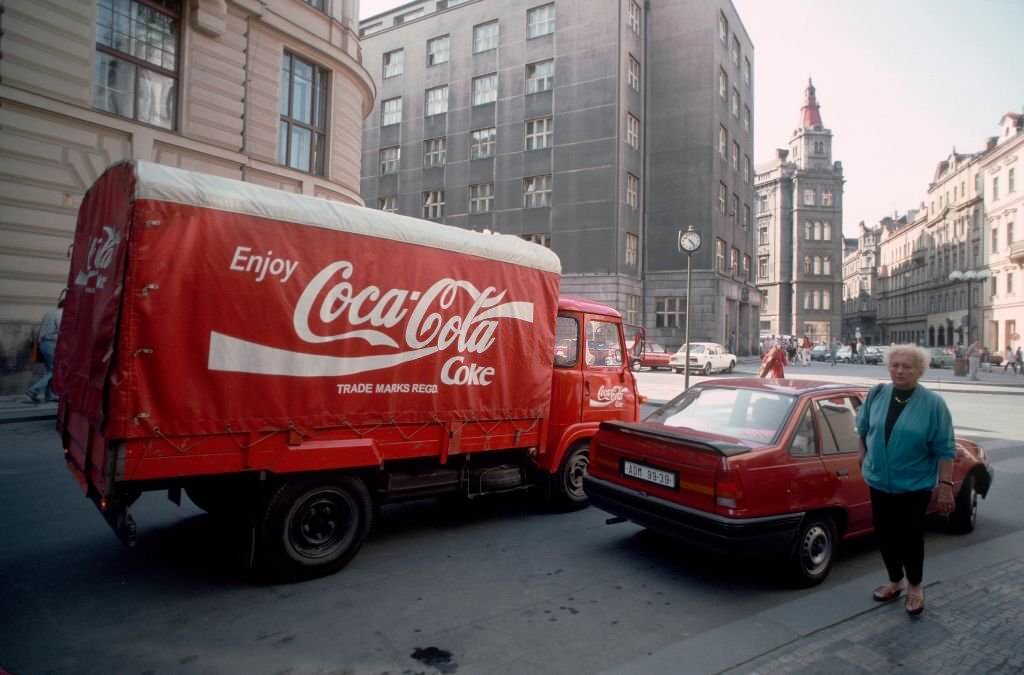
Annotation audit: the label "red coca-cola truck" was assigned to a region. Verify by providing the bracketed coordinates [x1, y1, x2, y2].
[54, 161, 640, 579]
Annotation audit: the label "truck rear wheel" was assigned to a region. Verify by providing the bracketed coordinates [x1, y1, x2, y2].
[260, 474, 373, 581]
[551, 442, 591, 511]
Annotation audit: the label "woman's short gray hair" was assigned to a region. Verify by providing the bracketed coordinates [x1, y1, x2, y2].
[884, 344, 930, 374]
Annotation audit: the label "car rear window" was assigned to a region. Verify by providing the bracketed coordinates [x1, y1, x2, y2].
[645, 386, 796, 445]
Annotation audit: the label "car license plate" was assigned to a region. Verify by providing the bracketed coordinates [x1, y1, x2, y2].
[622, 460, 677, 489]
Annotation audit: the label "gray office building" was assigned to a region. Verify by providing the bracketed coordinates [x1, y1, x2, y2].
[359, 0, 759, 354]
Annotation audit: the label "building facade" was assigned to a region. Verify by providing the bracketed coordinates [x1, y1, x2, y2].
[841, 222, 882, 345]
[0, 0, 375, 394]
[359, 0, 760, 353]
[755, 80, 843, 342]
[981, 112, 1023, 353]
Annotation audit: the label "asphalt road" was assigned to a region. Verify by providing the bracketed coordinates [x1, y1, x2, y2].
[2, 403, 1022, 674]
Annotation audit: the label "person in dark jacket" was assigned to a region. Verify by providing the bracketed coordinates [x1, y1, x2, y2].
[856, 344, 955, 616]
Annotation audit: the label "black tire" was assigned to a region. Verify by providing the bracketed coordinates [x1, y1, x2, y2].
[789, 514, 836, 587]
[702, 362, 712, 376]
[631, 359, 642, 371]
[725, 360, 735, 374]
[949, 474, 977, 534]
[551, 443, 590, 511]
[674, 367, 682, 374]
[259, 474, 373, 581]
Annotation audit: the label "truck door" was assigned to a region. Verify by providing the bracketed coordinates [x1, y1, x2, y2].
[549, 314, 584, 450]
[581, 315, 636, 424]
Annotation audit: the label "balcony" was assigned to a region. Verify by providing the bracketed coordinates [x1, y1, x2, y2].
[1010, 239, 1024, 265]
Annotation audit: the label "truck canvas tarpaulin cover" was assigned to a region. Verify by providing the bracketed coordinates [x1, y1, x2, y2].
[55, 161, 561, 489]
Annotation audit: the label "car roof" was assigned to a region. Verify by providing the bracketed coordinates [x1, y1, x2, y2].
[697, 378, 867, 396]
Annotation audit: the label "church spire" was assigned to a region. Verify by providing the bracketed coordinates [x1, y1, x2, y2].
[801, 77, 823, 129]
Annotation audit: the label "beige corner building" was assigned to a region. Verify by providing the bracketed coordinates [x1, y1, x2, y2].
[0, 0, 375, 393]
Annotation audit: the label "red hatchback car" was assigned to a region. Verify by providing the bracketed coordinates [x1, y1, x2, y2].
[583, 379, 994, 586]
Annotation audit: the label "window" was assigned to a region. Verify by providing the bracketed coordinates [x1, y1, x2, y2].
[626, 113, 640, 150]
[816, 397, 860, 455]
[823, 256, 832, 275]
[378, 196, 397, 213]
[803, 291, 811, 310]
[813, 290, 821, 309]
[423, 137, 446, 167]
[527, 3, 556, 38]
[521, 232, 551, 247]
[473, 20, 499, 52]
[743, 204, 751, 230]
[743, 255, 751, 281]
[525, 117, 553, 150]
[804, 222, 812, 240]
[626, 233, 638, 266]
[718, 182, 727, 215]
[625, 294, 640, 325]
[731, 141, 739, 170]
[803, 188, 815, 206]
[526, 60, 554, 94]
[992, 227, 999, 254]
[813, 256, 821, 275]
[759, 225, 768, 245]
[803, 256, 811, 274]
[554, 315, 579, 367]
[715, 238, 726, 272]
[823, 290, 831, 310]
[730, 247, 739, 272]
[426, 85, 449, 115]
[524, 175, 552, 208]
[381, 97, 402, 125]
[94, 0, 180, 130]
[468, 183, 494, 213]
[383, 49, 403, 78]
[304, 0, 324, 9]
[813, 222, 821, 240]
[719, 68, 728, 100]
[758, 193, 769, 213]
[627, 55, 640, 92]
[718, 125, 728, 157]
[655, 297, 685, 329]
[731, 36, 740, 67]
[627, 1, 641, 35]
[732, 194, 739, 223]
[626, 173, 639, 209]
[470, 127, 496, 159]
[994, 176, 1000, 201]
[1010, 168, 1016, 193]
[743, 56, 751, 87]
[422, 190, 445, 220]
[743, 155, 751, 182]
[758, 256, 768, 279]
[427, 35, 450, 66]
[1008, 272, 1014, 295]
[731, 88, 740, 117]
[379, 146, 400, 174]
[1009, 222, 1015, 247]
[472, 73, 498, 106]
[822, 189, 833, 206]
[278, 53, 328, 175]
[719, 11, 728, 46]
[823, 222, 832, 241]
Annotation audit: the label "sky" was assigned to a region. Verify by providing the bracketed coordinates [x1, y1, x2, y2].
[359, 0, 1024, 237]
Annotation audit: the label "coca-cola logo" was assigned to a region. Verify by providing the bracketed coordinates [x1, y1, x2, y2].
[208, 260, 534, 379]
[590, 385, 629, 408]
[74, 226, 121, 291]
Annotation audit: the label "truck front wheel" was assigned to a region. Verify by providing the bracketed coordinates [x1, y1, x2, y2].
[260, 474, 373, 581]
[551, 443, 591, 511]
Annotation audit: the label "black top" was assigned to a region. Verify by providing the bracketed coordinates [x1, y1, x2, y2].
[884, 386, 916, 444]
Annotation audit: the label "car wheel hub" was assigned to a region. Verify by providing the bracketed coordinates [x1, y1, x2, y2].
[566, 451, 589, 498]
[801, 524, 831, 574]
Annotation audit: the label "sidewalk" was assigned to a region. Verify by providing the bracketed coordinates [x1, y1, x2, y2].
[604, 528, 1024, 675]
[0, 395, 58, 424]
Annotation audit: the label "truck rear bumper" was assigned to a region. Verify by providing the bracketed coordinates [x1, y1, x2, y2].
[584, 474, 803, 557]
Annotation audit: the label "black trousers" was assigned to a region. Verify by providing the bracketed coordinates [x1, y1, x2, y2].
[870, 487, 933, 586]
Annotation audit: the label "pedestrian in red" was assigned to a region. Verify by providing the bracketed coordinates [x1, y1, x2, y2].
[758, 341, 788, 378]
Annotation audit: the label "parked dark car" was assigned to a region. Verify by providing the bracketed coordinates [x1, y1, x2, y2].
[810, 345, 829, 361]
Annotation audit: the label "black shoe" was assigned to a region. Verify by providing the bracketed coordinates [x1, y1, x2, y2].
[24, 391, 41, 404]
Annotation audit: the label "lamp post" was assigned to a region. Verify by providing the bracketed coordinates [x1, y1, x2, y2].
[948, 269, 991, 347]
[678, 226, 703, 391]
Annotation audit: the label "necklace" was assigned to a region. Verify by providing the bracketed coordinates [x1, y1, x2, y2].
[893, 391, 913, 404]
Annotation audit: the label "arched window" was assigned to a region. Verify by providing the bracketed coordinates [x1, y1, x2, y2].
[805, 222, 812, 240]
[929, 326, 935, 346]
[813, 222, 822, 240]
[813, 290, 821, 309]
[938, 326, 945, 346]
[804, 291, 811, 309]
[823, 222, 832, 241]
[823, 256, 832, 275]
[823, 290, 831, 310]
[813, 256, 821, 275]
[803, 256, 811, 274]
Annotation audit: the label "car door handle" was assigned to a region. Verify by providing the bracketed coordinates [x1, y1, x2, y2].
[835, 469, 849, 477]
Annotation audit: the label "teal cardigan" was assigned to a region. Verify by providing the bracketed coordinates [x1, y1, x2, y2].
[856, 383, 956, 493]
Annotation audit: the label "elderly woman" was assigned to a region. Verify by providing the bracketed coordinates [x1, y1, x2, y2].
[856, 344, 956, 616]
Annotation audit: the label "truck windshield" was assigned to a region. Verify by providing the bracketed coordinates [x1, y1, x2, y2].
[645, 386, 796, 445]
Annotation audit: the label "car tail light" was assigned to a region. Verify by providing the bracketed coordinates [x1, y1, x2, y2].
[715, 457, 743, 510]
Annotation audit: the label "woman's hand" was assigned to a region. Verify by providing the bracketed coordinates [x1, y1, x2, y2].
[937, 484, 955, 515]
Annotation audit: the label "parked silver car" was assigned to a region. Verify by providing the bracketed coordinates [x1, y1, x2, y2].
[928, 347, 956, 369]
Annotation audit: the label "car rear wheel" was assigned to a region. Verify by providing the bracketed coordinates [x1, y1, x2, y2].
[674, 367, 682, 374]
[725, 360, 735, 373]
[789, 514, 836, 587]
[702, 362, 712, 376]
[949, 474, 977, 534]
